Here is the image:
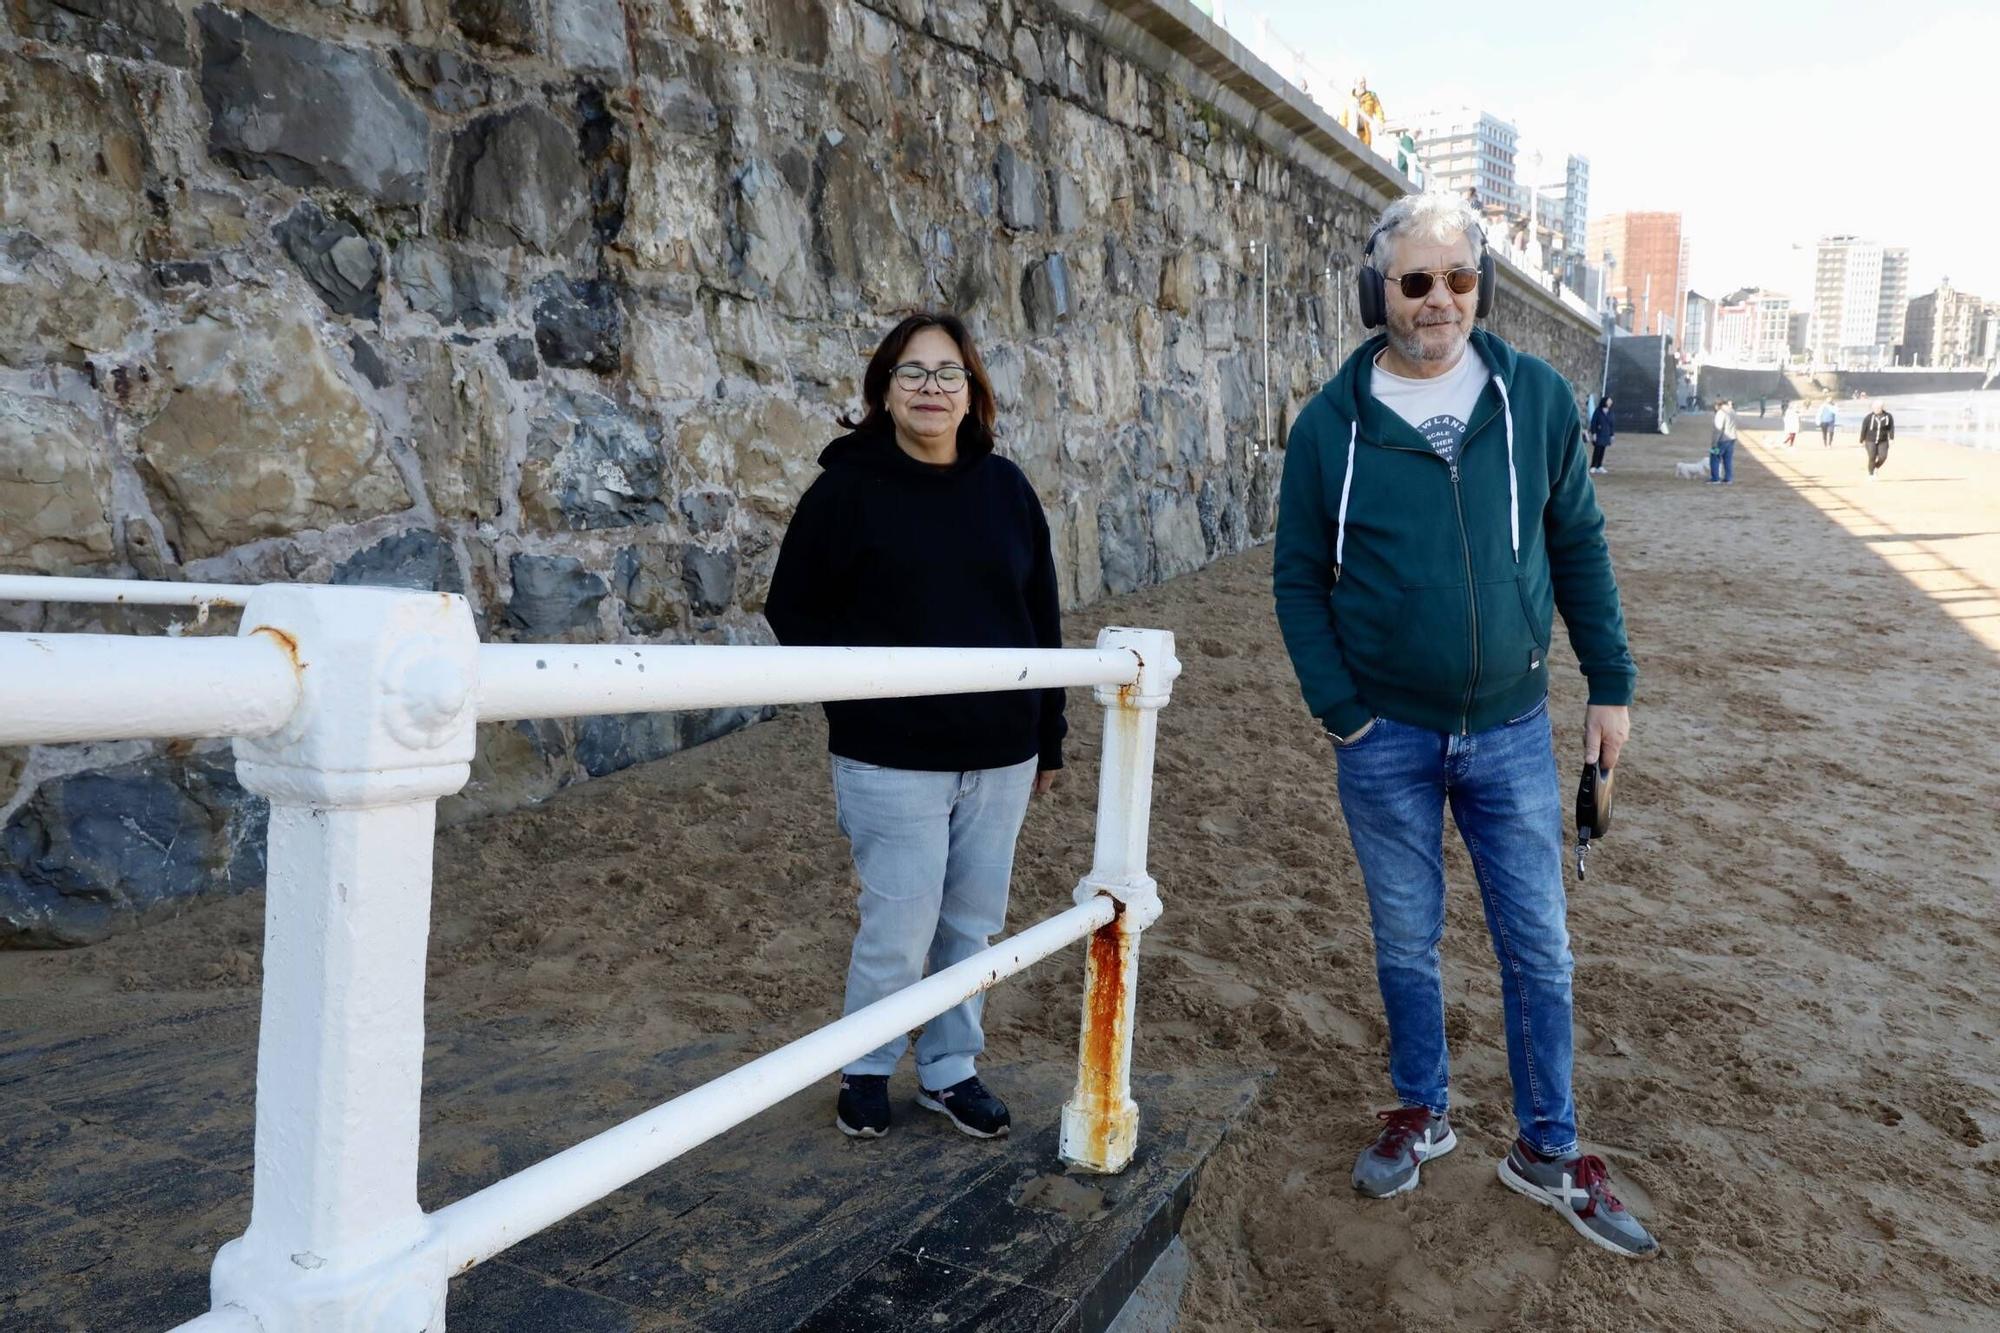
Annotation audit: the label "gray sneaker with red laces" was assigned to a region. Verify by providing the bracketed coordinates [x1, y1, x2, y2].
[1351, 1106, 1456, 1198]
[1497, 1139, 1661, 1259]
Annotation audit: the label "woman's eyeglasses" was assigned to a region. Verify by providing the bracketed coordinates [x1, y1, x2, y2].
[1390, 267, 1481, 300]
[892, 363, 968, 392]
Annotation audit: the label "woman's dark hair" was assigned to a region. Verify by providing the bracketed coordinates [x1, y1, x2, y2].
[841, 311, 998, 454]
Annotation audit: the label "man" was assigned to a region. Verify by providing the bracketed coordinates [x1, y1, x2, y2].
[1710, 398, 1738, 484]
[1861, 399, 1895, 478]
[1589, 395, 1615, 475]
[1273, 193, 1658, 1261]
[1818, 399, 1838, 447]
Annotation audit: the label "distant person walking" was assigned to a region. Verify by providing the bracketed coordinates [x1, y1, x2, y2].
[1589, 396, 1616, 475]
[1781, 402, 1800, 448]
[1860, 401, 1896, 479]
[1817, 399, 1837, 446]
[1710, 399, 1738, 484]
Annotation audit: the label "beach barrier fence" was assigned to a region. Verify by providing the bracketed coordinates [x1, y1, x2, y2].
[0, 575, 1180, 1332]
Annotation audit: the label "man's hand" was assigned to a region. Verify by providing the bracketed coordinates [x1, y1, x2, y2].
[1584, 705, 1630, 770]
[1032, 769, 1060, 798]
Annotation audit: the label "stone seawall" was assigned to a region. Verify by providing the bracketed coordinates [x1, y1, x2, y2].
[1696, 365, 1991, 404]
[1, 0, 1601, 944]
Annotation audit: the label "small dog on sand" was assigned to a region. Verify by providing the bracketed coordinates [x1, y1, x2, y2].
[1673, 460, 1708, 480]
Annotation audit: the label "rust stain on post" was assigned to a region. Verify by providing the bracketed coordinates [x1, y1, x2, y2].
[1079, 906, 1131, 1165]
[252, 625, 307, 676]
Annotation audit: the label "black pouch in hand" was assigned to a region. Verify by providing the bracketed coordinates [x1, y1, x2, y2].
[1574, 763, 1614, 878]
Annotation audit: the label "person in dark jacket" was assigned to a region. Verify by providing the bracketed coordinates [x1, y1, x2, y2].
[1273, 192, 1658, 1259]
[1860, 400, 1896, 478]
[1588, 396, 1615, 475]
[765, 311, 1064, 1144]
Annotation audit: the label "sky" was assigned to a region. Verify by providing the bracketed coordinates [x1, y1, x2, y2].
[1241, 0, 2000, 309]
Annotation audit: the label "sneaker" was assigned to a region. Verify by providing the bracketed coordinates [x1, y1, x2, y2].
[1351, 1106, 1456, 1198]
[835, 1074, 891, 1138]
[1497, 1139, 1660, 1259]
[916, 1075, 1010, 1138]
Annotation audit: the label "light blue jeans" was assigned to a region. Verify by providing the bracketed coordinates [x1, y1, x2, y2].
[831, 755, 1038, 1089]
[1332, 696, 1579, 1156]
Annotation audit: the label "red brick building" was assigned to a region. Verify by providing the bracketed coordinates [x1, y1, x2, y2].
[1587, 212, 1686, 342]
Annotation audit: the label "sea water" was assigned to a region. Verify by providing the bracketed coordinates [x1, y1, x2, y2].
[1824, 390, 2000, 451]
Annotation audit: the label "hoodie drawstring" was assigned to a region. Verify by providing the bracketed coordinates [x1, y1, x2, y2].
[1492, 374, 1519, 564]
[1334, 420, 1357, 579]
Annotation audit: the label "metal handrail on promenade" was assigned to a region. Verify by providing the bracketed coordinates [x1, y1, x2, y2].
[0, 577, 1180, 1332]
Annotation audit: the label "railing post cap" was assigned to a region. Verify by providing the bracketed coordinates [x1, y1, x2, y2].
[1092, 626, 1179, 708]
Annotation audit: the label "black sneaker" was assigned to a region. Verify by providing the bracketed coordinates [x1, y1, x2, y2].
[916, 1076, 1010, 1139]
[835, 1074, 891, 1138]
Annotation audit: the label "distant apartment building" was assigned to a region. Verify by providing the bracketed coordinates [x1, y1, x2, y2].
[1811, 235, 1911, 367]
[1711, 289, 1793, 365]
[1683, 290, 1714, 358]
[1514, 144, 1590, 287]
[1788, 311, 1811, 357]
[1903, 283, 1994, 367]
[1406, 107, 1518, 212]
[1587, 212, 1685, 340]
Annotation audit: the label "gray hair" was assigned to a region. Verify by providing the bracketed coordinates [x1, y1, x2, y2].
[1368, 193, 1486, 274]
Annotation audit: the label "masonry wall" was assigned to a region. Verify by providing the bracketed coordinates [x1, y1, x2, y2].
[0, 0, 1602, 945]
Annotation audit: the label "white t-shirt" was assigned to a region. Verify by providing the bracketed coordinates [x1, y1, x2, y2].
[1370, 347, 1489, 466]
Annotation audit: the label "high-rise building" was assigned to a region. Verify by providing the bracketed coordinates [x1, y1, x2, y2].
[1513, 144, 1590, 286]
[1405, 108, 1518, 213]
[1587, 212, 1685, 340]
[1711, 289, 1792, 365]
[1683, 290, 1714, 358]
[1811, 236, 1911, 368]
[1903, 283, 1993, 367]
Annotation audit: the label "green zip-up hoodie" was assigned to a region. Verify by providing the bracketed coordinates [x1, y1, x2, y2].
[1273, 328, 1635, 739]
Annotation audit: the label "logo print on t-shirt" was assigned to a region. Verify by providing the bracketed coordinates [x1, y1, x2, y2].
[1417, 414, 1468, 466]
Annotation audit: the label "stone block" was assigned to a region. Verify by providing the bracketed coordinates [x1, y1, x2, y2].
[574, 710, 678, 778]
[1022, 254, 1072, 334]
[681, 544, 736, 617]
[520, 392, 667, 532]
[275, 202, 381, 320]
[505, 553, 607, 637]
[439, 719, 568, 826]
[1158, 251, 1197, 314]
[391, 45, 496, 114]
[496, 335, 539, 381]
[136, 295, 409, 559]
[0, 755, 265, 948]
[445, 107, 592, 255]
[411, 341, 512, 524]
[0, 55, 155, 256]
[1096, 467, 1148, 596]
[550, 0, 631, 79]
[628, 302, 719, 399]
[0, 393, 115, 574]
[0, 237, 142, 371]
[765, 0, 829, 62]
[995, 145, 1044, 232]
[731, 159, 814, 311]
[676, 397, 824, 520]
[533, 275, 625, 374]
[1149, 487, 1204, 581]
[813, 134, 922, 309]
[331, 528, 465, 593]
[678, 486, 733, 534]
[613, 545, 681, 635]
[451, 0, 537, 52]
[197, 5, 429, 204]
[6, 0, 188, 64]
[1051, 171, 1085, 234]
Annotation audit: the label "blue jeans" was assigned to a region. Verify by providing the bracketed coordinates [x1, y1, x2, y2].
[831, 755, 1037, 1088]
[1710, 438, 1736, 482]
[1332, 698, 1578, 1156]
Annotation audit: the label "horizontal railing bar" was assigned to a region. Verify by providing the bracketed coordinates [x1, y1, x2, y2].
[0, 632, 302, 746]
[0, 575, 253, 608]
[429, 895, 1117, 1270]
[476, 644, 1139, 721]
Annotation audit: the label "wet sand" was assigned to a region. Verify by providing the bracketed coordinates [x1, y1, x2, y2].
[4, 415, 1997, 1330]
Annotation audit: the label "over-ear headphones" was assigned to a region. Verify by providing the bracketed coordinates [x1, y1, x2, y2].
[1356, 217, 1494, 329]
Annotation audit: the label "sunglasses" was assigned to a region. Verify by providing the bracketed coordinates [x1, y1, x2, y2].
[1389, 267, 1481, 300]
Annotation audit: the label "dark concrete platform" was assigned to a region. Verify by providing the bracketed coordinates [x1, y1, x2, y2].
[0, 998, 1261, 1331]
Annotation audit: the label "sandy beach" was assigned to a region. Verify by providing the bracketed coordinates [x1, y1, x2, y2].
[4, 413, 1997, 1330]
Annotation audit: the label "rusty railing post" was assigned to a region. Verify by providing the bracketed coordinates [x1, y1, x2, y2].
[1060, 626, 1179, 1173]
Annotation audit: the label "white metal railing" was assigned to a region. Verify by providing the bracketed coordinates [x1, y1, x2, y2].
[0, 576, 1180, 1332]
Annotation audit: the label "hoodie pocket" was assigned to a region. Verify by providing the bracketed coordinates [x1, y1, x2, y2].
[1474, 577, 1547, 687]
[1380, 583, 1472, 697]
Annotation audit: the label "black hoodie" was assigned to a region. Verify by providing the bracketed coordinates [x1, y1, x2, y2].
[764, 424, 1067, 773]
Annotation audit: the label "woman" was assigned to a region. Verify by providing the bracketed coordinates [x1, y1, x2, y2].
[1588, 395, 1615, 475]
[1781, 402, 1801, 449]
[765, 312, 1065, 1142]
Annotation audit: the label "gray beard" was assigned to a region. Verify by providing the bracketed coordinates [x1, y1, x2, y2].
[1388, 320, 1466, 364]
